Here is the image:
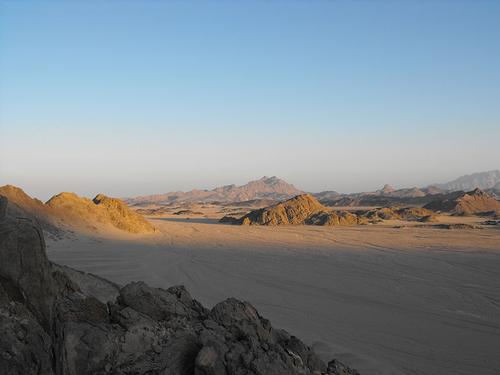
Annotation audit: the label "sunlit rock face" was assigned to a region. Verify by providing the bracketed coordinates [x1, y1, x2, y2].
[0, 185, 155, 235]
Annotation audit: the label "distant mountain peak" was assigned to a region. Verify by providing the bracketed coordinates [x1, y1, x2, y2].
[379, 184, 395, 194]
[434, 170, 500, 192]
[127, 176, 302, 205]
[260, 175, 279, 182]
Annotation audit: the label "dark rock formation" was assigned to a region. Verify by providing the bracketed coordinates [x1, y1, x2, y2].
[219, 215, 241, 224]
[0, 197, 358, 375]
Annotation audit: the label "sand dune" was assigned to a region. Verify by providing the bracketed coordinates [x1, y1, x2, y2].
[47, 217, 500, 375]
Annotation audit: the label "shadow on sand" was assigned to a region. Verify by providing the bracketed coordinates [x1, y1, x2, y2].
[151, 217, 227, 225]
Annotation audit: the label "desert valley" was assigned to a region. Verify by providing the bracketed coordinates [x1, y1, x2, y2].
[2, 2, 500, 374]
[1, 171, 500, 375]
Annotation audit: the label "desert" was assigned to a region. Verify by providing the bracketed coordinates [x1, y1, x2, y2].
[2, 2, 500, 374]
[2, 171, 500, 375]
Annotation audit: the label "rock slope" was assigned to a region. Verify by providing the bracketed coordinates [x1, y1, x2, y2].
[424, 188, 500, 215]
[0, 185, 154, 235]
[364, 207, 437, 222]
[235, 194, 364, 226]
[0, 185, 61, 233]
[92, 193, 155, 233]
[0, 197, 358, 375]
[226, 195, 441, 226]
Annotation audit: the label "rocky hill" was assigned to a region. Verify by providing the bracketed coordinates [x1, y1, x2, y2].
[233, 194, 365, 226]
[92, 194, 155, 233]
[320, 185, 455, 208]
[432, 170, 500, 192]
[127, 176, 302, 206]
[424, 188, 500, 215]
[238, 194, 325, 225]
[0, 185, 154, 235]
[364, 207, 437, 222]
[0, 197, 358, 375]
[46, 192, 155, 234]
[228, 194, 439, 226]
[0, 185, 62, 233]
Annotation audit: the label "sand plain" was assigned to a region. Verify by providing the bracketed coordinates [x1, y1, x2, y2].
[46, 215, 500, 375]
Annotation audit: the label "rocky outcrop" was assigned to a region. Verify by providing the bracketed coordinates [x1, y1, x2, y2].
[0, 186, 156, 235]
[0, 198, 358, 375]
[219, 215, 241, 224]
[364, 207, 436, 222]
[232, 195, 366, 227]
[305, 211, 366, 226]
[0, 185, 61, 234]
[92, 194, 155, 233]
[424, 188, 500, 216]
[238, 194, 325, 225]
[226, 195, 443, 226]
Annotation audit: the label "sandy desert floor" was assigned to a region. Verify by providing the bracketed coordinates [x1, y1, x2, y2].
[46, 217, 500, 375]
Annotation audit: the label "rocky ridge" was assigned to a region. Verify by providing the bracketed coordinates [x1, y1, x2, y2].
[223, 195, 439, 226]
[424, 188, 500, 215]
[432, 170, 500, 192]
[126, 176, 302, 206]
[0, 196, 358, 375]
[0, 185, 154, 235]
[233, 194, 365, 226]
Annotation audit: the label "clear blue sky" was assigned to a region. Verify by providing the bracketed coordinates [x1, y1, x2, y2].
[1, 0, 499, 200]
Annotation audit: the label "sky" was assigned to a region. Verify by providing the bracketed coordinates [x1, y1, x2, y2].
[0, 0, 499, 200]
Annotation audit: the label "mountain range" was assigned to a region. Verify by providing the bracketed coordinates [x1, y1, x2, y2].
[125, 170, 499, 207]
[432, 170, 500, 192]
[126, 176, 302, 206]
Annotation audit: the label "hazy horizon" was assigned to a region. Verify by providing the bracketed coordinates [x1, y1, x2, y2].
[1, 1, 499, 200]
[2, 169, 500, 203]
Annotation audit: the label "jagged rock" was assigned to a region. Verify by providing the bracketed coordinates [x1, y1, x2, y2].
[117, 281, 207, 320]
[92, 194, 156, 233]
[53, 264, 120, 304]
[232, 195, 366, 227]
[0, 197, 358, 375]
[239, 194, 325, 225]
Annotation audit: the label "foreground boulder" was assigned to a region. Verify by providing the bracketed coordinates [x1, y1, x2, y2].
[0, 197, 358, 375]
